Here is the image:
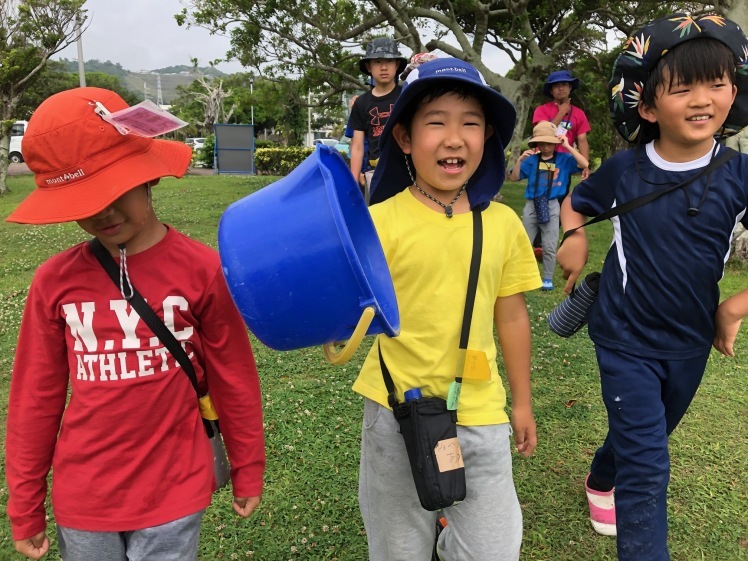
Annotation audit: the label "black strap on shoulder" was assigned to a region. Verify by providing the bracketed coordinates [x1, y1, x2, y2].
[88, 239, 200, 397]
[560, 146, 738, 245]
[532, 154, 555, 199]
[380, 207, 484, 407]
[459, 207, 484, 350]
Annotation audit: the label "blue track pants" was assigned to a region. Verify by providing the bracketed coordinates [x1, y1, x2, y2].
[590, 345, 709, 561]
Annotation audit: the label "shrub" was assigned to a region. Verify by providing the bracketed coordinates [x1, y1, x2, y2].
[254, 139, 276, 149]
[196, 134, 215, 168]
[255, 147, 314, 175]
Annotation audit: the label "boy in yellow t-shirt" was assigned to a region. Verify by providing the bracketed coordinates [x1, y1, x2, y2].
[352, 58, 541, 561]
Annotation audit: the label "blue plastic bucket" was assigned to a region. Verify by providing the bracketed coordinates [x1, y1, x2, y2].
[218, 145, 400, 356]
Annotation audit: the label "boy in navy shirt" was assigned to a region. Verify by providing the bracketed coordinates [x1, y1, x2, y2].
[557, 13, 748, 561]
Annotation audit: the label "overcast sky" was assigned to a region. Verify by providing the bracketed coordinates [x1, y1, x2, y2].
[54, 0, 512, 76]
[55, 0, 244, 73]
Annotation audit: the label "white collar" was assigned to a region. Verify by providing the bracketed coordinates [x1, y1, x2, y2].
[646, 140, 718, 172]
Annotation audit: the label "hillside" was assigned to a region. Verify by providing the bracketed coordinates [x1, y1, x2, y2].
[56, 59, 226, 103]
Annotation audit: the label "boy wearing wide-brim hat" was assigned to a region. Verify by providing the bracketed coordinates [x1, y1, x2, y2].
[355, 57, 541, 561]
[533, 69, 591, 182]
[557, 13, 748, 560]
[349, 37, 407, 201]
[509, 121, 587, 291]
[5, 87, 265, 560]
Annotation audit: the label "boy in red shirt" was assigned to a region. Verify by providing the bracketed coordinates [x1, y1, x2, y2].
[5, 87, 265, 560]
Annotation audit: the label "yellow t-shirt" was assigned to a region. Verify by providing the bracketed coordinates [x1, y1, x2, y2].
[353, 189, 542, 425]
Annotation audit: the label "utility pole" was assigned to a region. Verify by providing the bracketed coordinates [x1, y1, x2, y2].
[75, 14, 85, 87]
[156, 74, 164, 107]
[307, 89, 312, 147]
[250, 75, 254, 126]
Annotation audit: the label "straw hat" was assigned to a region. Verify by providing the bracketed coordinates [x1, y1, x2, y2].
[528, 121, 562, 147]
[6, 87, 192, 224]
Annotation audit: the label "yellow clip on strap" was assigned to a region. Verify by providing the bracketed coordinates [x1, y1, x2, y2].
[199, 394, 219, 421]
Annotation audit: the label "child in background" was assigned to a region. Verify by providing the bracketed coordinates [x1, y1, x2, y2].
[557, 14, 748, 561]
[5, 87, 265, 561]
[509, 120, 588, 291]
[349, 37, 406, 199]
[353, 57, 540, 561]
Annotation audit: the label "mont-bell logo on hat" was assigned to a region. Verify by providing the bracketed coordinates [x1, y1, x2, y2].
[434, 66, 468, 74]
[45, 168, 86, 185]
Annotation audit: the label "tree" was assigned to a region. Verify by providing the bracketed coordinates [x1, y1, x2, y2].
[170, 71, 338, 146]
[178, 0, 726, 161]
[0, 0, 86, 193]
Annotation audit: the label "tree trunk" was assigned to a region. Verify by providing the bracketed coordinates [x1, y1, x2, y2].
[0, 161, 9, 195]
[0, 124, 12, 195]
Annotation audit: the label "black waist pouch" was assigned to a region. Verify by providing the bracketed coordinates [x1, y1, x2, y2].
[393, 396, 467, 511]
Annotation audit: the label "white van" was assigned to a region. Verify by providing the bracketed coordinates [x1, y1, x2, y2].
[9, 120, 27, 163]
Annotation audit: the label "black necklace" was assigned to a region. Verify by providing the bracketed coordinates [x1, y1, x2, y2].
[413, 181, 467, 218]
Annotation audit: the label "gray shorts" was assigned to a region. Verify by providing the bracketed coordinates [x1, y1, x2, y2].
[359, 398, 522, 561]
[57, 510, 204, 561]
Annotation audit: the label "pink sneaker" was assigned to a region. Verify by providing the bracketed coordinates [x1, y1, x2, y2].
[585, 473, 617, 536]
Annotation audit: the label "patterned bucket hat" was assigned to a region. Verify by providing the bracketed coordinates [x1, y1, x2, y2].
[610, 13, 748, 144]
[359, 37, 407, 76]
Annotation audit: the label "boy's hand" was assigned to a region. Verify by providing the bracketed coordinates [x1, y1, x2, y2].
[14, 531, 49, 560]
[556, 233, 588, 294]
[518, 149, 535, 162]
[556, 99, 571, 117]
[233, 495, 261, 518]
[560, 136, 571, 150]
[581, 167, 590, 180]
[714, 302, 743, 357]
[510, 405, 537, 457]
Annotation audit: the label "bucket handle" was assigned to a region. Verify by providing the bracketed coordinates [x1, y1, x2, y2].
[322, 306, 376, 365]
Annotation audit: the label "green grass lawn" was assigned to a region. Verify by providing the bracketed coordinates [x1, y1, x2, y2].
[0, 175, 746, 560]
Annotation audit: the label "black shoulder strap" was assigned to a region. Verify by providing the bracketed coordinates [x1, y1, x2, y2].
[88, 239, 200, 397]
[380, 207, 484, 407]
[560, 146, 738, 245]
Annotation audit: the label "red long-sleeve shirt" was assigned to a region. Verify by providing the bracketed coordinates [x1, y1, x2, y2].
[6, 227, 265, 540]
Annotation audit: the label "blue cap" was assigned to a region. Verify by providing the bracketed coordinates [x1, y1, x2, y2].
[404, 388, 423, 402]
[542, 70, 580, 98]
[369, 57, 517, 210]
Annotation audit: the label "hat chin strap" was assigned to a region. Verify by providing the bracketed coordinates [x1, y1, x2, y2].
[117, 244, 134, 301]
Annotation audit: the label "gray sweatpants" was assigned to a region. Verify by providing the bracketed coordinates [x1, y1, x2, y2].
[57, 510, 204, 561]
[359, 399, 522, 561]
[522, 199, 560, 281]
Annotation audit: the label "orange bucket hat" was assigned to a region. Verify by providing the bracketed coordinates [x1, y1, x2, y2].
[6, 87, 192, 224]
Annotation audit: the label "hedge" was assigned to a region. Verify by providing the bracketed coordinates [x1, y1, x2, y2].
[255, 147, 314, 176]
